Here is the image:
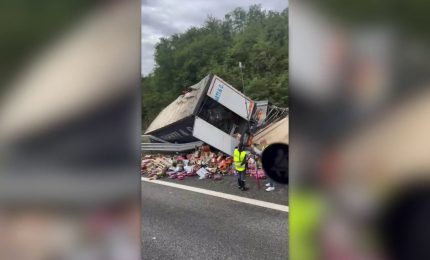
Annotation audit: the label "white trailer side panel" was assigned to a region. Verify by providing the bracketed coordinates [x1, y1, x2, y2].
[207, 75, 254, 120]
[193, 117, 239, 156]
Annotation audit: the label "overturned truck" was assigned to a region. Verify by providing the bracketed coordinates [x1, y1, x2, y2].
[144, 74, 256, 156]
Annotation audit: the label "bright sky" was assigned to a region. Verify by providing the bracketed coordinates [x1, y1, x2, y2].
[141, 0, 288, 76]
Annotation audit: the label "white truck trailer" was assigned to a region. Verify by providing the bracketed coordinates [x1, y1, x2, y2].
[144, 74, 255, 156]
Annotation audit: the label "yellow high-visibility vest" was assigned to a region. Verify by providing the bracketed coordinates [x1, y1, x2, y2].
[234, 149, 247, 171]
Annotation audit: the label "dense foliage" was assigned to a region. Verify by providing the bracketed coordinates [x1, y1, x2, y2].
[142, 5, 288, 130]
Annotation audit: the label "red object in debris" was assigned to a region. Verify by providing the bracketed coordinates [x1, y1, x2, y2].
[251, 169, 266, 179]
[218, 160, 227, 171]
[178, 175, 185, 180]
[202, 145, 210, 152]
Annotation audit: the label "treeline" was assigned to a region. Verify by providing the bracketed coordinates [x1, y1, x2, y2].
[142, 5, 288, 130]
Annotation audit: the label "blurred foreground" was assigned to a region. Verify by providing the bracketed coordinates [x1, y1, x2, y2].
[290, 1, 430, 259]
[0, 1, 140, 259]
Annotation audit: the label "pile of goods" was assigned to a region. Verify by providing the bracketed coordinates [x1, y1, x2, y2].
[247, 157, 266, 180]
[141, 145, 266, 181]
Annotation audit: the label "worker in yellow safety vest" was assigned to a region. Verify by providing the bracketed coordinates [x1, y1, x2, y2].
[234, 143, 248, 191]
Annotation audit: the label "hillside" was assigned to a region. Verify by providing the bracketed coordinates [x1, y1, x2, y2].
[142, 5, 288, 130]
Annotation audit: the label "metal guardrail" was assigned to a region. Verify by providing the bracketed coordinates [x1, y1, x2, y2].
[141, 141, 204, 152]
[141, 134, 170, 143]
[255, 106, 288, 132]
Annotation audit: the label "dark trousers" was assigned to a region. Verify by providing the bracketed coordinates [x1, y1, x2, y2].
[237, 170, 246, 188]
[238, 170, 245, 181]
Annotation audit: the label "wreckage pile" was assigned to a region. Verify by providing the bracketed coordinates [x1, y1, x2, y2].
[141, 145, 266, 181]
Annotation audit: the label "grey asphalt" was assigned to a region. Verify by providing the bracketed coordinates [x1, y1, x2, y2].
[141, 181, 289, 260]
[157, 174, 288, 206]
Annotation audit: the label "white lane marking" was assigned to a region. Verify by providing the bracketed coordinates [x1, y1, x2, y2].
[141, 177, 289, 213]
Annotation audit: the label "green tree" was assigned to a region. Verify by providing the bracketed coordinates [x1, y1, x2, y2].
[142, 5, 288, 131]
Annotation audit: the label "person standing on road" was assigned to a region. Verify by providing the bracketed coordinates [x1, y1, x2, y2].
[265, 179, 275, 191]
[234, 143, 248, 191]
[251, 144, 275, 191]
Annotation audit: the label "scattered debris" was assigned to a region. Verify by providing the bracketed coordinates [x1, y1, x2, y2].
[141, 144, 267, 182]
[141, 76, 288, 184]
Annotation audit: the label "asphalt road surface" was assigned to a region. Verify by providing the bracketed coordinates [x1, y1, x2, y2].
[161, 174, 288, 205]
[141, 181, 288, 260]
